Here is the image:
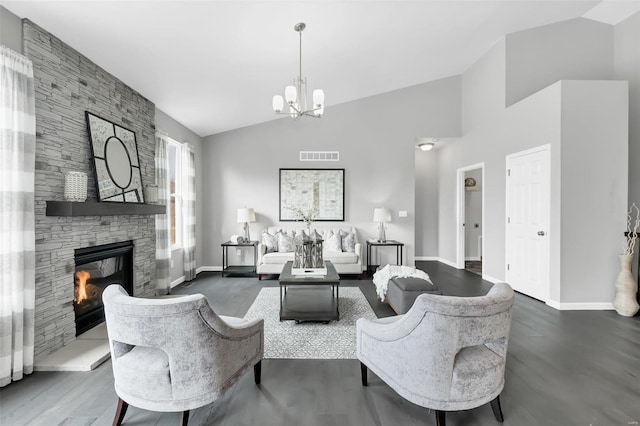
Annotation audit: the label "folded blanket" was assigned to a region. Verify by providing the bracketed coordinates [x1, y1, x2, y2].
[373, 265, 431, 301]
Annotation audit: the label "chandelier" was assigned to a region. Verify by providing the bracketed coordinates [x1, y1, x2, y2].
[272, 23, 325, 119]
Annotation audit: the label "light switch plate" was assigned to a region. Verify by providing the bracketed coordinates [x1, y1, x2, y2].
[399, 211, 408, 217]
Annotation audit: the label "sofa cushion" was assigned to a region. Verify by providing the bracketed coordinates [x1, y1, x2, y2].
[278, 231, 296, 252]
[262, 231, 278, 253]
[324, 251, 358, 264]
[325, 232, 342, 253]
[340, 231, 356, 252]
[262, 252, 295, 264]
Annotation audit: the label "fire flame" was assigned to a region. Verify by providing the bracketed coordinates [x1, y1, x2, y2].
[75, 270, 91, 304]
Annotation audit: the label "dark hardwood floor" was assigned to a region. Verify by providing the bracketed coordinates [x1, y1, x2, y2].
[2, 261, 639, 426]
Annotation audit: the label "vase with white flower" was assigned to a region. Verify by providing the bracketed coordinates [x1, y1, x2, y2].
[289, 206, 319, 234]
[614, 203, 640, 317]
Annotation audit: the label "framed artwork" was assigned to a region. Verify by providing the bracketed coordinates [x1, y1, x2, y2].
[279, 168, 345, 221]
[85, 111, 145, 203]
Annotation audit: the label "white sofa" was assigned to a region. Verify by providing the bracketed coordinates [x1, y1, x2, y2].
[257, 226, 363, 279]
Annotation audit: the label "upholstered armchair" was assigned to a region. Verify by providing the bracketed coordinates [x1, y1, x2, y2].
[102, 285, 264, 426]
[357, 282, 514, 426]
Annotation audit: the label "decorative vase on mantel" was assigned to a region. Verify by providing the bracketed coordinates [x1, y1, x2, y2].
[613, 254, 640, 317]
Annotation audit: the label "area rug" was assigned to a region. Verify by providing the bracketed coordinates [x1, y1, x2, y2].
[244, 287, 378, 359]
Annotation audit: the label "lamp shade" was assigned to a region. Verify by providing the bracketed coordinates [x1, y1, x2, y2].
[237, 208, 256, 223]
[313, 89, 324, 108]
[373, 208, 391, 223]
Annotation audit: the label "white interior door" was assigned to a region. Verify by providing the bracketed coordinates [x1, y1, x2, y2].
[506, 145, 550, 301]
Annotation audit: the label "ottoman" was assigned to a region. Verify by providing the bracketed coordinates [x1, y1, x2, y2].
[386, 276, 441, 314]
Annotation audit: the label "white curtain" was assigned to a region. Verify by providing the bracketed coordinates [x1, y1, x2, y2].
[0, 46, 36, 387]
[155, 130, 171, 295]
[182, 143, 196, 281]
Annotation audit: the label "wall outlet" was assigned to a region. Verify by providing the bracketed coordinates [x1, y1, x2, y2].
[399, 211, 408, 217]
[236, 248, 241, 256]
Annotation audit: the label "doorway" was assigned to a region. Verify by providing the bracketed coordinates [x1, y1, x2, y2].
[456, 163, 484, 273]
[505, 145, 550, 302]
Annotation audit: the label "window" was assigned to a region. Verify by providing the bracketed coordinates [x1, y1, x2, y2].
[167, 138, 183, 249]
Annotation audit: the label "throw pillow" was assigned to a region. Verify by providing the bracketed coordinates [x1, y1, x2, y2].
[341, 232, 356, 252]
[325, 231, 342, 253]
[262, 231, 278, 253]
[311, 229, 323, 241]
[278, 231, 296, 253]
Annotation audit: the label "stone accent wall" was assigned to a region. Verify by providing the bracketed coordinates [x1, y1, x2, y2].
[23, 20, 157, 361]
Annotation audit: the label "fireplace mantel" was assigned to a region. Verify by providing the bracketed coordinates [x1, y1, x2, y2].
[46, 201, 166, 216]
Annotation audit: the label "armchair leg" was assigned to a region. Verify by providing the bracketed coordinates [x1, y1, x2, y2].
[180, 410, 189, 426]
[112, 398, 129, 426]
[254, 360, 262, 385]
[435, 410, 446, 426]
[258, 274, 262, 280]
[360, 362, 368, 386]
[490, 395, 504, 422]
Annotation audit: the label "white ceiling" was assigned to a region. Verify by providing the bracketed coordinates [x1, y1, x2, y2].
[3, 0, 639, 137]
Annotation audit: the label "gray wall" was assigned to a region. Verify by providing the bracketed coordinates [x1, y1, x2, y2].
[615, 11, 640, 207]
[202, 76, 461, 269]
[505, 18, 614, 107]
[438, 17, 629, 306]
[0, 5, 23, 53]
[415, 149, 439, 258]
[155, 108, 204, 284]
[560, 80, 628, 303]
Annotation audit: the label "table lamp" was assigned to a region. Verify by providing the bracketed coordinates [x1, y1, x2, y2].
[237, 207, 256, 242]
[373, 208, 391, 242]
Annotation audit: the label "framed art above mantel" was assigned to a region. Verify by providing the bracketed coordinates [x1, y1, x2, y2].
[279, 168, 345, 221]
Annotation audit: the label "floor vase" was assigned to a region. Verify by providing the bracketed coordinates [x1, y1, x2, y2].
[613, 254, 640, 317]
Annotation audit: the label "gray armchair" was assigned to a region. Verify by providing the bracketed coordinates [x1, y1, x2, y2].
[357, 282, 514, 426]
[102, 285, 264, 425]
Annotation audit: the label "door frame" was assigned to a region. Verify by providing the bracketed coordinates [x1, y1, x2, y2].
[505, 144, 551, 301]
[456, 163, 485, 269]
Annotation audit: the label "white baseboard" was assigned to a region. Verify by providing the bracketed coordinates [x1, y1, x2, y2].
[197, 266, 223, 273]
[437, 257, 459, 268]
[414, 256, 439, 261]
[465, 256, 481, 261]
[546, 300, 614, 310]
[482, 274, 502, 284]
[170, 276, 185, 289]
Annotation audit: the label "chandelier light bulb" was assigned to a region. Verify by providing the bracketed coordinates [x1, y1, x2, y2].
[313, 89, 324, 108]
[285, 86, 297, 104]
[273, 95, 284, 113]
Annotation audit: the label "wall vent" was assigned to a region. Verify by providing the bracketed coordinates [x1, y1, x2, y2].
[299, 151, 340, 161]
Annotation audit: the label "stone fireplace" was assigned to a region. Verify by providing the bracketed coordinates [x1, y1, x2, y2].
[74, 241, 134, 335]
[23, 20, 158, 361]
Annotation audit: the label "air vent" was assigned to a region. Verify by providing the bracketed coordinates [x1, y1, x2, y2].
[299, 151, 339, 161]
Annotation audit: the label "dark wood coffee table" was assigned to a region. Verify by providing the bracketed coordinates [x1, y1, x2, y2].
[278, 261, 340, 322]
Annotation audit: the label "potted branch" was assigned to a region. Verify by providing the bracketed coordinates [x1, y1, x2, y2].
[613, 203, 640, 317]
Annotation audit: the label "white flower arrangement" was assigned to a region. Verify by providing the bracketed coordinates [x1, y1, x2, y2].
[623, 203, 640, 255]
[289, 206, 319, 227]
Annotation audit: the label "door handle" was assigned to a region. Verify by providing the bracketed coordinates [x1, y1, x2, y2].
[537, 231, 546, 236]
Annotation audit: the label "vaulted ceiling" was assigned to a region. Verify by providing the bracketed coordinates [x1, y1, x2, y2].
[3, 1, 639, 136]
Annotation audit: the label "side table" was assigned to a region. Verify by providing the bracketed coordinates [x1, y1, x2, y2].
[366, 240, 404, 275]
[221, 240, 258, 277]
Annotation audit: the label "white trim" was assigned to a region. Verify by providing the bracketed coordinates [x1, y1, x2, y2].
[437, 257, 459, 268]
[415, 256, 439, 261]
[170, 276, 184, 289]
[546, 300, 614, 311]
[465, 256, 481, 261]
[482, 274, 502, 284]
[197, 266, 223, 272]
[456, 163, 485, 270]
